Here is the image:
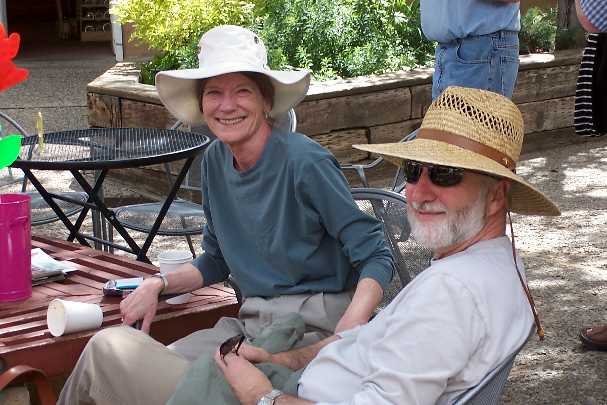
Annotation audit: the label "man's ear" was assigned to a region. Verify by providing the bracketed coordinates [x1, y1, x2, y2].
[485, 179, 511, 217]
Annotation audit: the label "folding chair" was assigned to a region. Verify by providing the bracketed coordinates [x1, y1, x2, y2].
[452, 331, 532, 404]
[0, 365, 57, 405]
[350, 187, 432, 306]
[341, 129, 418, 192]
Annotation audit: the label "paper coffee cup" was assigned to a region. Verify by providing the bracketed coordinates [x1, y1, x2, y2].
[47, 299, 103, 337]
[158, 250, 193, 305]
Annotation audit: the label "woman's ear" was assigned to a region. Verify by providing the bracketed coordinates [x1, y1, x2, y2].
[263, 99, 272, 118]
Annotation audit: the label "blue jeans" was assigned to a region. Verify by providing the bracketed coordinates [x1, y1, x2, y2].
[432, 30, 519, 100]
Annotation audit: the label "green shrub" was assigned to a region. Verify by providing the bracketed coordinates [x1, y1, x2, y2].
[111, 0, 259, 53]
[113, 0, 261, 84]
[118, 0, 435, 84]
[520, 7, 557, 53]
[255, 0, 435, 79]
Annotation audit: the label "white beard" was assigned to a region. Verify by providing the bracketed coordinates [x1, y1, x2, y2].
[407, 188, 487, 251]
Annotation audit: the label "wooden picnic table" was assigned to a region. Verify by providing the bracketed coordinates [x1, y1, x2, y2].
[0, 235, 239, 378]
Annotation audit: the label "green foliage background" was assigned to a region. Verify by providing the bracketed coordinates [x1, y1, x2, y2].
[519, 7, 557, 54]
[112, 0, 435, 84]
[112, 1, 558, 84]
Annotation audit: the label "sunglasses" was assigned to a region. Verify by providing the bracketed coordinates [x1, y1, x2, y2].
[219, 334, 246, 359]
[402, 161, 464, 187]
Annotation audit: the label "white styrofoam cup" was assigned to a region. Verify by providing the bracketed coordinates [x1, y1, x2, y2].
[158, 250, 193, 304]
[47, 299, 103, 337]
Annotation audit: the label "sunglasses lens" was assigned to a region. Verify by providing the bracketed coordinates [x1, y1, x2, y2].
[403, 161, 423, 184]
[429, 166, 464, 187]
[403, 161, 464, 187]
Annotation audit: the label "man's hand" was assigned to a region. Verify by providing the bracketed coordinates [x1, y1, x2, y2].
[120, 278, 163, 333]
[214, 350, 273, 405]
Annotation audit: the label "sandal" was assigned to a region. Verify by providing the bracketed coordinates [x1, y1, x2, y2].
[579, 325, 607, 351]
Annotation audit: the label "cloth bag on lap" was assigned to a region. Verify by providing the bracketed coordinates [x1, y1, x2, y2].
[167, 314, 306, 405]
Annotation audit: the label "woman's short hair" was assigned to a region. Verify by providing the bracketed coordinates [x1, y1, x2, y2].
[242, 72, 275, 108]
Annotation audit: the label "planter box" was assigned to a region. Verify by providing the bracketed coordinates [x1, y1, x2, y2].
[87, 49, 583, 192]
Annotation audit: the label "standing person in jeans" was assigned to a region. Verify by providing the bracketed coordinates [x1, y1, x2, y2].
[421, 0, 521, 100]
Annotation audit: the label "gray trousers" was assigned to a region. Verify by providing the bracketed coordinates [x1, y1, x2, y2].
[57, 291, 351, 405]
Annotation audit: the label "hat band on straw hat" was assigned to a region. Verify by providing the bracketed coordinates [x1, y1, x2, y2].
[418, 129, 517, 171]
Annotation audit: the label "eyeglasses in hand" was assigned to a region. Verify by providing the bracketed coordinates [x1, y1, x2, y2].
[219, 334, 245, 360]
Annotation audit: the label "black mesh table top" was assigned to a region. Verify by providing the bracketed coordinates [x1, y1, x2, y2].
[11, 128, 210, 170]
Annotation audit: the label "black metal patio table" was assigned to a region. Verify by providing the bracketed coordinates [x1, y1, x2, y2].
[10, 128, 210, 263]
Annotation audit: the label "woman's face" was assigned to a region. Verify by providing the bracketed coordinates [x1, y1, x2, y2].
[201, 73, 271, 147]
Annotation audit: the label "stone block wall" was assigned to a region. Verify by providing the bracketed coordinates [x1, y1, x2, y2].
[87, 49, 582, 193]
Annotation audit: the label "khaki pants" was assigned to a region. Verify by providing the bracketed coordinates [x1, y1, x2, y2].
[58, 291, 351, 405]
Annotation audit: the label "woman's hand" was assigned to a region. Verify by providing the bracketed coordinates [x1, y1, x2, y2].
[214, 350, 273, 405]
[119, 278, 163, 333]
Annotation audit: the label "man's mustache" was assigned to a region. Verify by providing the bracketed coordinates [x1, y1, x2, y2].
[410, 200, 447, 214]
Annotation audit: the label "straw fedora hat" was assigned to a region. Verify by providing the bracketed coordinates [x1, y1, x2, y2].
[354, 86, 560, 216]
[156, 25, 310, 126]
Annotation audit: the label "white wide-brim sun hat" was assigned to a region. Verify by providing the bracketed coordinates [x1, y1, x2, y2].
[354, 86, 560, 217]
[156, 25, 310, 126]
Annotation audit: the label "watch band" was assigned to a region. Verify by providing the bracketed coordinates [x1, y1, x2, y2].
[257, 389, 283, 405]
[151, 273, 168, 295]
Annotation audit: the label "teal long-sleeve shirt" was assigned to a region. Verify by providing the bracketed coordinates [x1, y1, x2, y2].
[193, 129, 394, 298]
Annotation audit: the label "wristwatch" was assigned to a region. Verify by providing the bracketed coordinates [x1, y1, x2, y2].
[151, 272, 168, 295]
[257, 389, 283, 405]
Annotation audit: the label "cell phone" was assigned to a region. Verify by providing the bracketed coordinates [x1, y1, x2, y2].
[102, 277, 144, 296]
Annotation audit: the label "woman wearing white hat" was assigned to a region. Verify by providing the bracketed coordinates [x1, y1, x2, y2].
[57, 25, 394, 405]
[137, 24, 394, 354]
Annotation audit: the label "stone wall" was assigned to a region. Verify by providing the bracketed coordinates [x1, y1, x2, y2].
[87, 49, 582, 193]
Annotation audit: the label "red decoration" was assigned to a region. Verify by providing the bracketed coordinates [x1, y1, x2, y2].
[0, 23, 28, 92]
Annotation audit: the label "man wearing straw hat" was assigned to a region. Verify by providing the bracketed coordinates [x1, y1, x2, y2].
[213, 86, 560, 405]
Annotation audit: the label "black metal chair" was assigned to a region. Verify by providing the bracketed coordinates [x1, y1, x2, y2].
[452, 331, 532, 404]
[0, 111, 89, 226]
[350, 187, 432, 307]
[341, 128, 418, 192]
[112, 109, 297, 257]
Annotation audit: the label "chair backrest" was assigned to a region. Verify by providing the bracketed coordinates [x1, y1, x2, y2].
[274, 108, 297, 133]
[452, 331, 532, 404]
[340, 127, 418, 191]
[350, 188, 432, 299]
[391, 128, 418, 192]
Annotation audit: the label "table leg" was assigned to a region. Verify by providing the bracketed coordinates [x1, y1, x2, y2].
[90, 170, 107, 251]
[70, 169, 148, 261]
[138, 156, 195, 261]
[68, 169, 107, 242]
[19, 168, 91, 246]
